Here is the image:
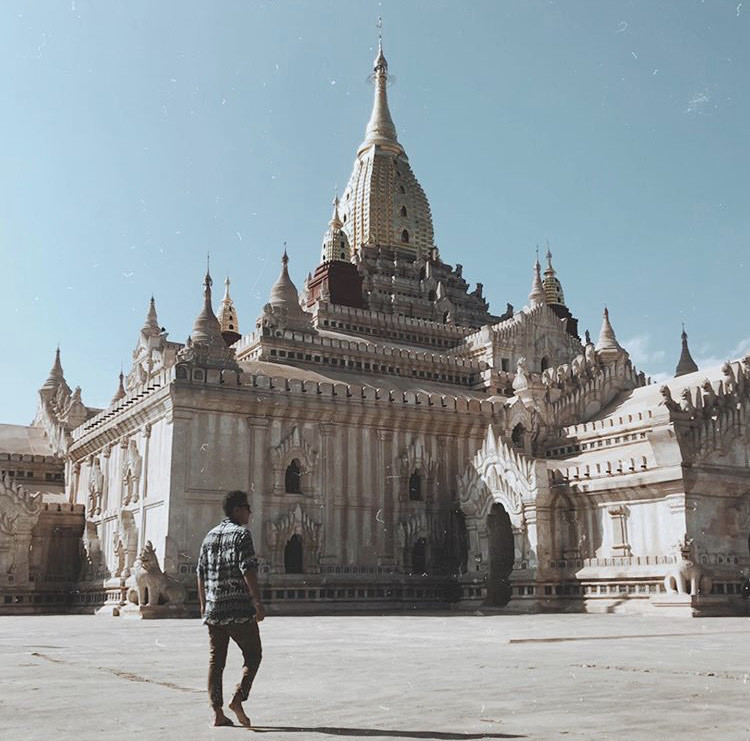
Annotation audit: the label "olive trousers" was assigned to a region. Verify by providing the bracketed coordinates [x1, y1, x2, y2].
[207, 620, 262, 709]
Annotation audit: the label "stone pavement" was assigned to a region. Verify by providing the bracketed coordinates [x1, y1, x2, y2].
[1, 613, 749, 741]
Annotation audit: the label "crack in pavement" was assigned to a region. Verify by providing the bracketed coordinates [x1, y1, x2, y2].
[573, 662, 750, 682]
[29, 652, 202, 694]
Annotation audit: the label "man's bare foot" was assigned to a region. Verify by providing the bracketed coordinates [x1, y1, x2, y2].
[211, 709, 234, 727]
[228, 697, 252, 727]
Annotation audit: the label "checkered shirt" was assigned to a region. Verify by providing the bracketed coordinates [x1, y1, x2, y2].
[196, 518, 258, 625]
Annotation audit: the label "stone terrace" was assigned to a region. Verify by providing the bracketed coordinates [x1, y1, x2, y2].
[1, 614, 749, 740]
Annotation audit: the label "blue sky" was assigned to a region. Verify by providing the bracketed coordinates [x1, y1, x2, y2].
[0, 1, 748, 425]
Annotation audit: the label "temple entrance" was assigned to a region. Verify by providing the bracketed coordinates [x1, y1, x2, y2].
[284, 534, 304, 574]
[486, 503, 514, 606]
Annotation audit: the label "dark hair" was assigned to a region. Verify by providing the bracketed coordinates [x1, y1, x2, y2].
[223, 490, 249, 518]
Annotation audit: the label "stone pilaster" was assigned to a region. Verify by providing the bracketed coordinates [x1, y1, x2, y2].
[377, 429, 395, 565]
[319, 423, 338, 564]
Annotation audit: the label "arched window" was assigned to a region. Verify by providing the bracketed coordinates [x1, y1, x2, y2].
[400, 205, 407, 217]
[428, 290, 436, 302]
[409, 470, 422, 501]
[284, 534, 304, 574]
[540, 357, 550, 372]
[401, 230, 409, 244]
[511, 423, 526, 449]
[399, 185, 405, 194]
[285, 459, 302, 494]
[411, 538, 427, 574]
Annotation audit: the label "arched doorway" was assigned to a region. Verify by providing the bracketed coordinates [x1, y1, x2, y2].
[284, 534, 304, 574]
[511, 423, 526, 449]
[285, 459, 302, 493]
[411, 538, 427, 574]
[409, 470, 422, 501]
[487, 503, 514, 606]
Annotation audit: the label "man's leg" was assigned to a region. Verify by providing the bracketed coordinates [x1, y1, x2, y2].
[207, 625, 233, 726]
[226, 620, 263, 727]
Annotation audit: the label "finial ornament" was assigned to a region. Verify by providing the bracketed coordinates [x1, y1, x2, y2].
[204, 253, 213, 289]
[282, 242, 289, 266]
[528, 256, 546, 307]
[675, 324, 698, 377]
[377, 15, 383, 42]
[596, 305, 627, 362]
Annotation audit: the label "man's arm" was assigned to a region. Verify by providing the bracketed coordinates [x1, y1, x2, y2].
[242, 569, 266, 622]
[197, 576, 206, 617]
[237, 530, 265, 621]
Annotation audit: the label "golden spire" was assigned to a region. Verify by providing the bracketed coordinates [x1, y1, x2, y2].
[359, 29, 403, 156]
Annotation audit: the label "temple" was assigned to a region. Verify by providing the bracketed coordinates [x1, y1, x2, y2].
[2, 43, 749, 618]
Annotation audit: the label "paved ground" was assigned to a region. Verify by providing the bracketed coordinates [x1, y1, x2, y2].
[1, 613, 749, 741]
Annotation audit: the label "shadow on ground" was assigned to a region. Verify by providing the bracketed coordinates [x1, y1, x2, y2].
[252, 727, 523, 739]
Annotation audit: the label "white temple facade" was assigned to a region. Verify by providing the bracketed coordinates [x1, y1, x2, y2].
[2, 43, 749, 618]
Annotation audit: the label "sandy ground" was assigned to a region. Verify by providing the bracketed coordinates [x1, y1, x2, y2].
[1, 613, 749, 741]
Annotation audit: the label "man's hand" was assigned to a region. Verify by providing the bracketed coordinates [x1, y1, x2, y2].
[254, 603, 266, 622]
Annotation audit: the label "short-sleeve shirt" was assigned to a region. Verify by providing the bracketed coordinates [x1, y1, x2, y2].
[196, 518, 259, 625]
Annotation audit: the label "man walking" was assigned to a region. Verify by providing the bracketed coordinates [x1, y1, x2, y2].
[197, 490, 266, 728]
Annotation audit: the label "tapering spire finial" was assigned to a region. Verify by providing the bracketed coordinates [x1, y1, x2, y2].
[596, 305, 627, 362]
[330, 193, 342, 229]
[528, 256, 546, 307]
[541, 244, 566, 306]
[359, 23, 402, 155]
[40, 345, 68, 394]
[111, 367, 126, 405]
[675, 324, 699, 377]
[282, 242, 289, 267]
[218, 275, 240, 340]
[205, 253, 212, 287]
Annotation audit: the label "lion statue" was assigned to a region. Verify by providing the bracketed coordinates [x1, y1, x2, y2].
[663, 537, 711, 597]
[126, 541, 186, 607]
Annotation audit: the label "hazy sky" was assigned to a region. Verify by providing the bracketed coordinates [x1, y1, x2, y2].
[1, 1, 748, 425]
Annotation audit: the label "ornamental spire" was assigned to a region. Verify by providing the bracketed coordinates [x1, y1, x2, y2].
[596, 306, 628, 362]
[321, 195, 351, 263]
[189, 266, 223, 347]
[330, 194, 342, 229]
[179, 263, 238, 368]
[110, 370, 126, 405]
[528, 256, 546, 307]
[218, 276, 240, 339]
[542, 244, 566, 306]
[359, 33, 403, 156]
[675, 325, 699, 377]
[41, 346, 66, 392]
[141, 296, 161, 339]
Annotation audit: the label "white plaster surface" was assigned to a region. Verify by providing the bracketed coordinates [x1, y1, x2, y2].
[2, 614, 749, 741]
